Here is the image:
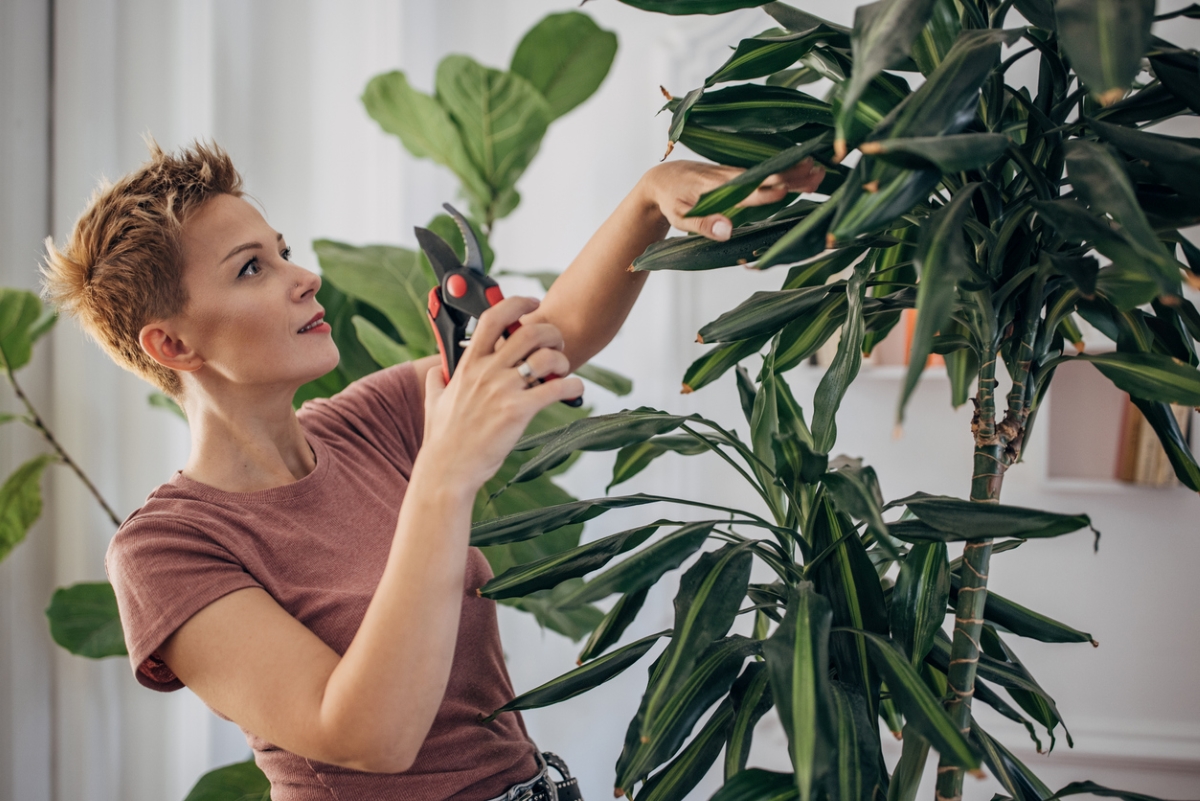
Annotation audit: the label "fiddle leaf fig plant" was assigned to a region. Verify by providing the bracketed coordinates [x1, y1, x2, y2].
[474, 1, 1200, 800]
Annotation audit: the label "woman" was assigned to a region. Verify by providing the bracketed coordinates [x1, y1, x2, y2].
[43, 140, 824, 801]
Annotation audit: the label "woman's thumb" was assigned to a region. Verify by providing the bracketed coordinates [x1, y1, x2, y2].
[677, 213, 732, 241]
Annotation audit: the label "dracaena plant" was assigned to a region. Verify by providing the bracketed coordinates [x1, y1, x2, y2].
[467, 0, 1200, 800]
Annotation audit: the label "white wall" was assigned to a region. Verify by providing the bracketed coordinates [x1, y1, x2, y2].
[1, 1, 1197, 800]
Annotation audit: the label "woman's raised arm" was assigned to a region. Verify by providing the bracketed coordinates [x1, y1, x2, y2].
[527, 158, 825, 371]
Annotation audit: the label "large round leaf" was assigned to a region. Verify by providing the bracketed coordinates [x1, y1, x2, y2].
[45, 581, 127, 659]
[510, 12, 617, 119]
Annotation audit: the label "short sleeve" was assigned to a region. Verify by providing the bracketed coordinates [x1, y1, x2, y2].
[298, 362, 425, 470]
[106, 513, 263, 691]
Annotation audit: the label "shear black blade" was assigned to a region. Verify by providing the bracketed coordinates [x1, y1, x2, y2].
[441, 203, 485, 274]
[414, 226, 464, 282]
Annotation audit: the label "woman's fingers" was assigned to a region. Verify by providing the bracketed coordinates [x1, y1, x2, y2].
[516, 347, 571, 385]
[669, 211, 734, 241]
[496, 322, 566, 367]
[466, 296, 541, 360]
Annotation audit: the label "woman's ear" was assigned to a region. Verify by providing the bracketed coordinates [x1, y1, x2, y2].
[140, 322, 203, 373]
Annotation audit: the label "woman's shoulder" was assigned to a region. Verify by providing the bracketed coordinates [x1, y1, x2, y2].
[297, 361, 426, 466]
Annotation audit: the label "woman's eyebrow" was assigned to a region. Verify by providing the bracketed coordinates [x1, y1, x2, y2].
[222, 233, 283, 264]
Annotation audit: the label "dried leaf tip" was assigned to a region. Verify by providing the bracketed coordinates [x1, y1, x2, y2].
[680, 384, 694, 394]
[1097, 87, 1126, 106]
[1072, 340, 1085, 354]
[833, 138, 847, 163]
[863, 180, 880, 193]
[859, 141, 882, 155]
[969, 768, 987, 780]
[825, 233, 837, 249]
[614, 789, 625, 798]
[892, 730, 902, 740]
[892, 424, 904, 440]
[640, 736, 650, 744]
[476, 588, 483, 597]
[659, 85, 673, 101]
[1090, 639, 1099, 648]
[696, 334, 705, 344]
[661, 141, 675, 161]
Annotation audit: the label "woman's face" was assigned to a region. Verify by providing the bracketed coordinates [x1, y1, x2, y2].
[175, 194, 340, 393]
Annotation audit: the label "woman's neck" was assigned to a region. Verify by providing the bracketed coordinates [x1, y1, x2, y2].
[180, 382, 316, 494]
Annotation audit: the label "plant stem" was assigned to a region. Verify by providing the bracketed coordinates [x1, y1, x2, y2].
[3, 363, 121, 528]
[936, 352, 1002, 801]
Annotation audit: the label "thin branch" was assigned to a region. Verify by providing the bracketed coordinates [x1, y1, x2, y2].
[3, 359, 122, 527]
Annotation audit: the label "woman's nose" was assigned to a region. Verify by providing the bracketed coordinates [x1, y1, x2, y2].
[291, 264, 322, 301]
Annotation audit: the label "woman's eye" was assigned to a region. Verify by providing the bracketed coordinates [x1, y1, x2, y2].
[281, 246, 292, 261]
[238, 257, 260, 278]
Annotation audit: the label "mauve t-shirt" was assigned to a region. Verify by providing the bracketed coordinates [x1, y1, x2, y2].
[105, 363, 540, 801]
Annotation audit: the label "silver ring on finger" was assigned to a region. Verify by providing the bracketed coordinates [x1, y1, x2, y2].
[517, 361, 537, 388]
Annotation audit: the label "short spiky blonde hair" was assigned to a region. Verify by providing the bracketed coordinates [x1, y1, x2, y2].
[42, 140, 243, 398]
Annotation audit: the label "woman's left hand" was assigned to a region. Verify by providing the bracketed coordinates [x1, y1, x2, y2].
[639, 158, 826, 242]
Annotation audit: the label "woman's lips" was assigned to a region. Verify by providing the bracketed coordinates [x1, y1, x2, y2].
[297, 312, 329, 334]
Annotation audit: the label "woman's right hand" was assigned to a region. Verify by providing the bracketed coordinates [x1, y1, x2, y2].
[417, 296, 584, 493]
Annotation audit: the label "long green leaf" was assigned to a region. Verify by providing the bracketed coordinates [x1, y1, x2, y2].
[706, 27, 846, 86]
[970, 719, 1054, 801]
[762, 583, 834, 801]
[617, 0, 772, 14]
[683, 337, 770, 394]
[578, 587, 650, 662]
[689, 136, 832, 219]
[859, 133, 1010, 173]
[510, 11, 617, 120]
[470, 495, 661, 546]
[898, 183, 981, 422]
[1064, 139, 1181, 293]
[756, 191, 844, 269]
[828, 681, 883, 801]
[891, 493, 1093, 539]
[725, 662, 775, 780]
[1088, 118, 1200, 199]
[886, 728, 931, 801]
[950, 574, 1094, 645]
[809, 498, 888, 718]
[483, 631, 664, 722]
[853, 630, 982, 770]
[811, 256, 870, 453]
[510, 409, 689, 484]
[634, 205, 819, 272]
[637, 697, 736, 801]
[686, 85, 834, 136]
[1055, 0, 1156, 104]
[480, 524, 659, 599]
[1130, 397, 1200, 490]
[1076, 351, 1200, 406]
[616, 636, 759, 792]
[609, 435, 708, 492]
[710, 769, 799, 801]
[45, 581, 127, 658]
[699, 285, 837, 344]
[641, 543, 754, 729]
[557, 521, 715, 607]
[1048, 780, 1178, 801]
[890, 542, 949, 664]
[0, 453, 56, 564]
[837, 0, 937, 154]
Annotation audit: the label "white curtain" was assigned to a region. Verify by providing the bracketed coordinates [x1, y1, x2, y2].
[2, 1, 1199, 800]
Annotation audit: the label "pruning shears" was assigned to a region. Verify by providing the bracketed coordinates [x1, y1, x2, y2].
[415, 204, 582, 407]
